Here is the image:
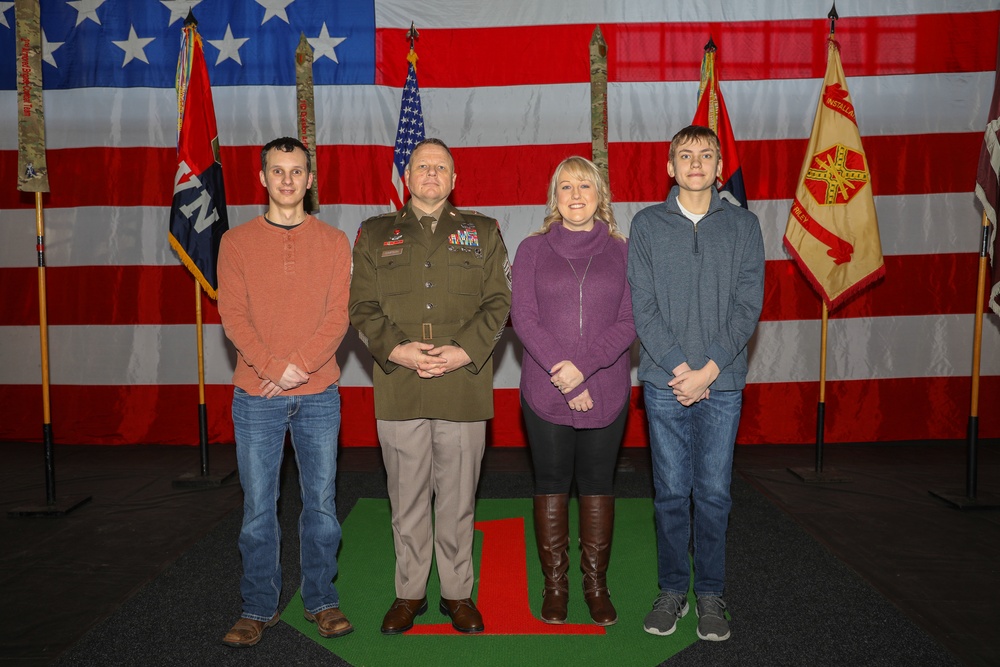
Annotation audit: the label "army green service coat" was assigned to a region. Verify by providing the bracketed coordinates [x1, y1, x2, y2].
[349, 201, 511, 421]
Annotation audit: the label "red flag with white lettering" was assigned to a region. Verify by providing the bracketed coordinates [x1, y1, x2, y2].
[692, 41, 746, 208]
[168, 16, 229, 300]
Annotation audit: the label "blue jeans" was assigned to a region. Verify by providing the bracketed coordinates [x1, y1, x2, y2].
[643, 382, 741, 598]
[232, 385, 342, 621]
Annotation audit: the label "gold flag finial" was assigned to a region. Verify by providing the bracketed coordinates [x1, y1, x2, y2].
[406, 21, 419, 50]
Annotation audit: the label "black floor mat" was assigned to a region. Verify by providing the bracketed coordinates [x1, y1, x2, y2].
[2, 441, 996, 666]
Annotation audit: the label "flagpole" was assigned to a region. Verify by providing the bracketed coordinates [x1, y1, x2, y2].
[788, 301, 849, 482]
[930, 210, 1000, 508]
[35, 192, 54, 498]
[171, 11, 234, 489]
[787, 4, 854, 484]
[196, 281, 209, 475]
[10, 193, 93, 517]
[174, 279, 234, 487]
[967, 211, 988, 499]
[10, 0, 91, 518]
[928, 17, 1000, 508]
[817, 302, 828, 473]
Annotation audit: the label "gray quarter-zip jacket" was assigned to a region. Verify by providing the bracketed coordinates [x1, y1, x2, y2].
[628, 185, 765, 391]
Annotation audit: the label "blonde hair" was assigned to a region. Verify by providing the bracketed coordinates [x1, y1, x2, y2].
[535, 156, 623, 240]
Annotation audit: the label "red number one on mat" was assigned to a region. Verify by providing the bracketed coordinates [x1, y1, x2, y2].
[409, 517, 605, 635]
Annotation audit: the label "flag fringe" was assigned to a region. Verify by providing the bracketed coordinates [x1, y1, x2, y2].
[782, 236, 885, 312]
[168, 232, 218, 300]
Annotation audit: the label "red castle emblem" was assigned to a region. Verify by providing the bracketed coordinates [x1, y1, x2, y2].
[803, 144, 870, 206]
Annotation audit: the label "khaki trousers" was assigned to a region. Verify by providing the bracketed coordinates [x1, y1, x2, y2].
[377, 418, 486, 599]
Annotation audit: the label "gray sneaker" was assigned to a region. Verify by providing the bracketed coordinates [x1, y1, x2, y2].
[695, 595, 730, 641]
[643, 591, 689, 636]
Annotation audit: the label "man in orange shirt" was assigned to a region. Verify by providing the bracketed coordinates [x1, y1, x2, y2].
[218, 137, 353, 647]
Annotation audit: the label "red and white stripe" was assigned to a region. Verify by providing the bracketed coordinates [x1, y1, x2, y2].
[1, 0, 998, 445]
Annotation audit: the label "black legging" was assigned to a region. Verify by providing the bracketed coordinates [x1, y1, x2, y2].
[521, 398, 628, 496]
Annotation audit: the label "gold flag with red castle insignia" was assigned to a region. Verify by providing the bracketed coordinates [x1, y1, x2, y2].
[783, 37, 884, 309]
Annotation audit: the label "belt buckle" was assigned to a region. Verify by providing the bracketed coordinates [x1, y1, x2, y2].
[421, 323, 433, 340]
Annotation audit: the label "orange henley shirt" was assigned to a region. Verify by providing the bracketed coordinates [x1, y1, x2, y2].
[217, 215, 352, 396]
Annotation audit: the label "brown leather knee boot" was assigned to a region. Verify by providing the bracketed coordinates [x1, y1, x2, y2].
[533, 494, 569, 623]
[579, 494, 617, 626]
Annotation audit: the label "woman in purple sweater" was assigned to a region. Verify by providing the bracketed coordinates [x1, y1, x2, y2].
[512, 156, 635, 626]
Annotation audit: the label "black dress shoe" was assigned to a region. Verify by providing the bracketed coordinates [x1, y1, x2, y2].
[439, 597, 484, 634]
[381, 597, 428, 635]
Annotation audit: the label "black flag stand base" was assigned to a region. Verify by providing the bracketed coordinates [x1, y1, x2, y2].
[9, 495, 92, 518]
[929, 490, 1000, 510]
[787, 466, 852, 483]
[8, 425, 92, 518]
[173, 470, 236, 488]
[173, 404, 236, 489]
[787, 402, 853, 483]
[929, 418, 1000, 510]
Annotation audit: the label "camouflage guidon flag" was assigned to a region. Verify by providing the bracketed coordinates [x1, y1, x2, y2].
[15, 0, 49, 193]
[589, 25, 608, 184]
[296, 33, 319, 214]
[168, 15, 229, 300]
[783, 37, 885, 310]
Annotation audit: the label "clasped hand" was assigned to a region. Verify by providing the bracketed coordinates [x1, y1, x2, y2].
[549, 360, 583, 394]
[390, 341, 471, 378]
[259, 363, 309, 399]
[550, 361, 592, 411]
[668, 361, 718, 406]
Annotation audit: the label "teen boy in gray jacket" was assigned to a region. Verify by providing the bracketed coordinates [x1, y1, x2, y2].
[628, 125, 764, 642]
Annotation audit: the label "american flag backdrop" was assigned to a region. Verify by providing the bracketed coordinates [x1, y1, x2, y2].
[1, 0, 999, 446]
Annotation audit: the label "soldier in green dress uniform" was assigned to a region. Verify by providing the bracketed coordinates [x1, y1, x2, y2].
[349, 138, 511, 635]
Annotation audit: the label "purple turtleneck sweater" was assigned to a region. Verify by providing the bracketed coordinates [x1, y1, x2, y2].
[512, 221, 635, 428]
